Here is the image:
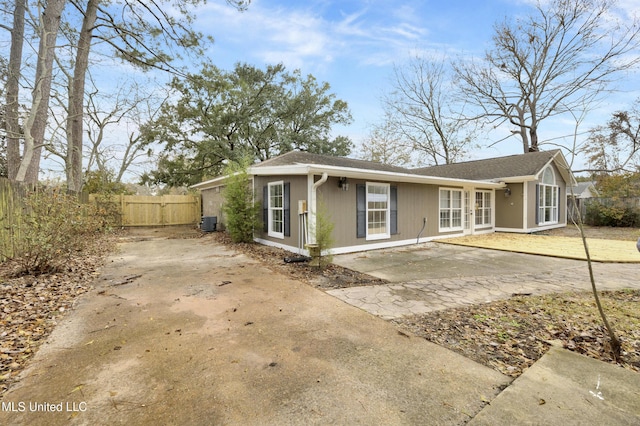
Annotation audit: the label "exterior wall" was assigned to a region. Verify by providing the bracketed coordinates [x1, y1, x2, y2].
[318, 178, 438, 250]
[495, 183, 524, 229]
[201, 185, 226, 230]
[525, 180, 538, 229]
[316, 178, 502, 252]
[254, 175, 308, 251]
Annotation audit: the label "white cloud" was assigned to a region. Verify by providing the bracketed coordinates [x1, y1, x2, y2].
[196, 0, 436, 71]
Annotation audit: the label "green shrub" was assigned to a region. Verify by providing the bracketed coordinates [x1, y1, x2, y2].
[314, 196, 335, 268]
[6, 188, 107, 275]
[222, 160, 260, 243]
[585, 201, 640, 227]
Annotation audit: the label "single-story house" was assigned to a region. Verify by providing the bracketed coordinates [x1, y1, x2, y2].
[192, 149, 575, 255]
[567, 181, 599, 222]
[569, 181, 599, 199]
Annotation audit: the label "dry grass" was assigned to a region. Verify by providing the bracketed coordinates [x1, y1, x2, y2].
[441, 227, 640, 262]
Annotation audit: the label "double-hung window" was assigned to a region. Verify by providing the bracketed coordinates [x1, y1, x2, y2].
[439, 188, 463, 231]
[268, 181, 284, 238]
[366, 182, 390, 240]
[475, 191, 492, 227]
[538, 167, 559, 224]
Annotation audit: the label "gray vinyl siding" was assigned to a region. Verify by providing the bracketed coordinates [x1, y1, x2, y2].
[526, 180, 538, 229]
[496, 183, 524, 230]
[318, 178, 458, 249]
[255, 175, 308, 248]
[201, 185, 226, 230]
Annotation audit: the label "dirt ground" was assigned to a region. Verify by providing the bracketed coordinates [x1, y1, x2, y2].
[0, 228, 509, 425]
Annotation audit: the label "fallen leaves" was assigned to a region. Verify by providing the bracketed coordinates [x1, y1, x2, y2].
[210, 232, 387, 290]
[0, 233, 117, 396]
[392, 290, 640, 378]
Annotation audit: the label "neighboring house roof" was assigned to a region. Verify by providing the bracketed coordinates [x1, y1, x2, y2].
[570, 181, 599, 198]
[413, 150, 562, 181]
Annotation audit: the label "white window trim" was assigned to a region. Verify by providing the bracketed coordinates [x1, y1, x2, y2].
[366, 182, 390, 241]
[475, 190, 493, 228]
[538, 166, 559, 225]
[439, 188, 464, 232]
[268, 181, 284, 239]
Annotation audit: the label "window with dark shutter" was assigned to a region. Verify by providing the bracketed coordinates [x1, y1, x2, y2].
[284, 182, 290, 237]
[390, 186, 398, 235]
[263, 185, 268, 232]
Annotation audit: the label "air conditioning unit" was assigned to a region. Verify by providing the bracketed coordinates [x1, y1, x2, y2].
[201, 216, 217, 232]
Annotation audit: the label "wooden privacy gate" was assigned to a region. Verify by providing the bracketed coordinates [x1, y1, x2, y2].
[90, 194, 201, 227]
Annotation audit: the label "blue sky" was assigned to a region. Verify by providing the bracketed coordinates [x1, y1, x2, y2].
[186, 0, 640, 169]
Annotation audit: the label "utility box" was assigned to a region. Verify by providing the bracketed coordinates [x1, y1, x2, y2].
[201, 216, 217, 232]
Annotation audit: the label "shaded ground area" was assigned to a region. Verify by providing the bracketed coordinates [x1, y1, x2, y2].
[0, 229, 509, 425]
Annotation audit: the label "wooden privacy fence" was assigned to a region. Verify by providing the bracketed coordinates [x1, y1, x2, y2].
[89, 194, 201, 227]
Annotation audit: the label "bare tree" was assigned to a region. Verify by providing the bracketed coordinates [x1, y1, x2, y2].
[84, 81, 161, 183]
[563, 109, 622, 361]
[4, 0, 251, 189]
[455, 0, 640, 153]
[5, 0, 66, 184]
[358, 117, 413, 167]
[3, 0, 25, 181]
[66, 0, 100, 192]
[384, 56, 476, 166]
[581, 99, 640, 173]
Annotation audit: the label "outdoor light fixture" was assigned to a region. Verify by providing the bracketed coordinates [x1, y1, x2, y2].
[504, 187, 512, 197]
[338, 177, 349, 191]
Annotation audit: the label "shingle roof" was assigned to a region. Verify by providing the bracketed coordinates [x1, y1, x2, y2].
[253, 151, 412, 174]
[413, 150, 561, 180]
[252, 149, 564, 181]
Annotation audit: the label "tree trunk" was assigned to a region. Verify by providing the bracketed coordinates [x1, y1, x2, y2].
[529, 128, 539, 152]
[67, 0, 100, 193]
[6, 0, 26, 181]
[15, 0, 67, 184]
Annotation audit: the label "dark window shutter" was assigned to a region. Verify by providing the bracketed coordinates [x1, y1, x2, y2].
[535, 184, 540, 225]
[390, 186, 398, 235]
[356, 184, 366, 238]
[284, 182, 290, 237]
[263, 185, 268, 232]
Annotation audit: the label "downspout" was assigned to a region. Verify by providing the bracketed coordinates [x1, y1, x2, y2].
[308, 172, 328, 245]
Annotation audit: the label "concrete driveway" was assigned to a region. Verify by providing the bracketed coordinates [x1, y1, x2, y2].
[330, 242, 640, 319]
[0, 232, 509, 425]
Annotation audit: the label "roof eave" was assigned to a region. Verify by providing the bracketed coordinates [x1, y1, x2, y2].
[253, 163, 505, 188]
[190, 175, 227, 190]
